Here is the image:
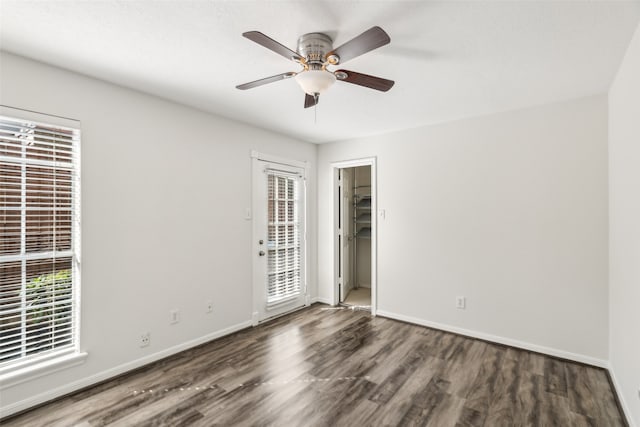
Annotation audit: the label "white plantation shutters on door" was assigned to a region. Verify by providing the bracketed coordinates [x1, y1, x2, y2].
[266, 169, 303, 306]
[0, 114, 80, 367]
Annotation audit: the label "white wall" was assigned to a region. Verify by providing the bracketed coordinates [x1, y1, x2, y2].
[0, 52, 317, 415]
[318, 95, 609, 363]
[609, 20, 640, 427]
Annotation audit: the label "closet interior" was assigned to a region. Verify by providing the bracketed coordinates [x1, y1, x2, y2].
[339, 165, 372, 309]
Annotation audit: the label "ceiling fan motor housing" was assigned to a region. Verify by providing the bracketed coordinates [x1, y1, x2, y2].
[297, 33, 335, 69]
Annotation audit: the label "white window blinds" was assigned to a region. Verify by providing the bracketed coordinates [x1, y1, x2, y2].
[266, 171, 302, 305]
[0, 114, 80, 367]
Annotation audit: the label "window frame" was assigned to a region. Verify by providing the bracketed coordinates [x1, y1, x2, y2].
[0, 106, 85, 388]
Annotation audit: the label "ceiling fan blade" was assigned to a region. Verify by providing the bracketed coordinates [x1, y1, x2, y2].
[304, 94, 318, 108]
[326, 26, 390, 65]
[236, 72, 296, 90]
[335, 70, 394, 92]
[243, 31, 303, 62]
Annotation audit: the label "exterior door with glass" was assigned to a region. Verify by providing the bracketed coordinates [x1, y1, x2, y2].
[252, 157, 307, 323]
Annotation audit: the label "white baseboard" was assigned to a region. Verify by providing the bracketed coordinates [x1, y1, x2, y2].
[0, 320, 253, 419]
[375, 310, 608, 368]
[608, 362, 637, 427]
[311, 296, 333, 305]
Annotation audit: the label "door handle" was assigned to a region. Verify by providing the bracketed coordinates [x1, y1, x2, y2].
[259, 251, 265, 256]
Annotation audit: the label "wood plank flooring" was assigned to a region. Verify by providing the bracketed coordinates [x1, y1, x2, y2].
[2, 305, 627, 426]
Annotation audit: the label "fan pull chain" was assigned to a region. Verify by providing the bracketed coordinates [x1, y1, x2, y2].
[314, 93, 319, 124]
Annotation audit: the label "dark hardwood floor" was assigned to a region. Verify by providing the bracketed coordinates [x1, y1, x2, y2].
[3, 304, 626, 426]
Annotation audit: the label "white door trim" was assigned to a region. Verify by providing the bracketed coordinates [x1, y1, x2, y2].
[331, 157, 377, 316]
[252, 153, 309, 325]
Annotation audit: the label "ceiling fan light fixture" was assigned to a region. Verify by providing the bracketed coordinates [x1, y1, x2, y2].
[294, 70, 336, 95]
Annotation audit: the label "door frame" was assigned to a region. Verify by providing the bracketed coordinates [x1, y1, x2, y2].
[251, 151, 310, 326]
[331, 157, 377, 316]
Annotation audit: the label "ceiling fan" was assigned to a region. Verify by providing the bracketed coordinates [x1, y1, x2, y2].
[236, 26, 395, 108]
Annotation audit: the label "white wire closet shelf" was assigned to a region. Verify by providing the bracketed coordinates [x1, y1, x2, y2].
[355, 196, 371, 209]
[356, 227, 371, 239]
[355, 213, 371, 223]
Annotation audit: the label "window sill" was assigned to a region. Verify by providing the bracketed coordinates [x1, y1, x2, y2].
[0, 351, 88, 390]
[266, 294, 301, 309]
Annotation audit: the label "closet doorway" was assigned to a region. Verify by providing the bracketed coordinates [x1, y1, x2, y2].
[333, 158, 377, 314]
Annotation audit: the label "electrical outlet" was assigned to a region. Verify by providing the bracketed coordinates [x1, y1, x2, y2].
[170, 309, 180, 324]
[140, 332, 150, 348]
[456, 296, 466, 309]
[206, 300, 213, 313]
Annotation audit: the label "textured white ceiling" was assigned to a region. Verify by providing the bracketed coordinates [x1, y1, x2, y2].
[1, 1, 640, 143]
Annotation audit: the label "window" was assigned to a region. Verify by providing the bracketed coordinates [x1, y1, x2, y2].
[0, 112, 80, 372]
[266, 171, 302, 305]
